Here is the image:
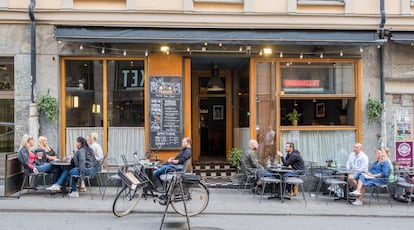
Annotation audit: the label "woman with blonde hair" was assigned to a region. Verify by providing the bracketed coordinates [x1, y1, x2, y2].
[17, 134, 52, 175]
[35, 136, 61, 185]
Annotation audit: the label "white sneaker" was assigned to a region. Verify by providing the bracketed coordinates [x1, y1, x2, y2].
[352, 199, 363, 206]
[349, 190, 361, 196]
[68, 191, 79, 198]
[46, 184, 61, 191]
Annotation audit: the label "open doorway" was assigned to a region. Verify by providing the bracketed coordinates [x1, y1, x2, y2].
[191, 57, 249, 162]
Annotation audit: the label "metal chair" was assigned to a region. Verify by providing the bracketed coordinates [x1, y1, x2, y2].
[239, 160, 257, 191]
[69, 159, 104, 200]
[314, 168, 348, 202]
[282, 171, 307, 205]
[18, 167, 48, 198]
[397, 181, 414, 208]
[367, 181, 393, 207]
[258, 172, 283, 203]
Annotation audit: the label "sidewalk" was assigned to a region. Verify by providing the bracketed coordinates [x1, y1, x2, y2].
[1, 185, 414, 217]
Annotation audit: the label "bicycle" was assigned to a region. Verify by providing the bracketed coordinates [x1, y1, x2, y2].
[112, 153, 210, 217]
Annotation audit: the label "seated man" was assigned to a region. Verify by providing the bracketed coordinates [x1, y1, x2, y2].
[241, 139, 271, 190]
[276, 142, 305, 196]
[346, 143, 369, 190]
[152, 137, 192, 189]
[349, 148, 390, 206]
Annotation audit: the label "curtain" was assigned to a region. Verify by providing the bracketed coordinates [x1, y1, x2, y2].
[281, 130, 356, 166]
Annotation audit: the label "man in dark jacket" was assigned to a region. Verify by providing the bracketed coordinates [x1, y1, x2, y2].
[276, 142, 305, 195]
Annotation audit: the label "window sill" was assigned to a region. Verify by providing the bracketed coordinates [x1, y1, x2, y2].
[194, 0, 243, 4]
[297, 0, 344, 6]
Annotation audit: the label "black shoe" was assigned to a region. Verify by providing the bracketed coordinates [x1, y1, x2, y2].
[158, 195, 168, 205]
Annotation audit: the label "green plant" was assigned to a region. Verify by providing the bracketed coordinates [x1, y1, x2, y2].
[286, 109, 302, 122]
[228, 147, 244, 172]
[36, 94, 58, 122]
[367, 97, 383, 124]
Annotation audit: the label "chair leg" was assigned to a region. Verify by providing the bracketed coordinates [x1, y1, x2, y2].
[259, 183, 266, 203]
[300, 184, 307, 206]
[87, 178, 93, 200]
[18, 175, 28, 198]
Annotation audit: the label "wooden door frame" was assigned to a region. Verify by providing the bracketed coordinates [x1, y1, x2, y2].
[190, 67, 232, 162]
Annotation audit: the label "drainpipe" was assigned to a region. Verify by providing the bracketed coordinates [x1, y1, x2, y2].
[379, 0, 386, 148]
[29, 0, 36, 103]
[28, 0, 39, 141]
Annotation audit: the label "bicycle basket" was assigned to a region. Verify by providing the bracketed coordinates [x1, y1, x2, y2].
[118, 170, 142, 190]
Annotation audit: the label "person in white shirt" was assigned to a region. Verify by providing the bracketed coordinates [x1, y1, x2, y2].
[346, 143, 369, 190]
[88, 132, 104, 161]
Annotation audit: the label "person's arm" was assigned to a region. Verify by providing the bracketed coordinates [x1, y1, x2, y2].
[359, 155, 369, 173]
[78, 149, 87, 181]
[18, 149, 34, 170]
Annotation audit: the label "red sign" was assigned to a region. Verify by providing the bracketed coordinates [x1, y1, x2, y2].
[283, 80, 320, 87]
[396, 141, 413, 167]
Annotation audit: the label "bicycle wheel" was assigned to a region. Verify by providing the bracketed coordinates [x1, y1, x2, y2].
[112, 185, 143, 217]
[170, 182, 209, 217]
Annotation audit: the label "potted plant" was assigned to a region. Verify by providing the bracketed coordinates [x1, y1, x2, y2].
[367, 97, 383, 125]
[36, 94, 58, 122]
[286, 109, 302, 126]
[228, 147, 244, 184]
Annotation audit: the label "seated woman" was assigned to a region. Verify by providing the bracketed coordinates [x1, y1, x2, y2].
[17, 134, 52, 175]
[67, 136, 96, 198]
[349, 148, 390, 206]
[35, 136, 61, 184]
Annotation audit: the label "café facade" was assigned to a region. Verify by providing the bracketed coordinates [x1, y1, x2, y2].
[1, 0, 414, 166]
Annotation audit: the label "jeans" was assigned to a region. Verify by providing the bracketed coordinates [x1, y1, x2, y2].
[152, 163, 182, 186]
[33, 163, 52, 173]
[69, 167, 94, 192]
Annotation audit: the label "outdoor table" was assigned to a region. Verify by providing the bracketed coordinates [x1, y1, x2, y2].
[51, 158, 71, 166]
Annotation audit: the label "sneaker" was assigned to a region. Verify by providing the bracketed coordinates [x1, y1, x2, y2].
[68, 191, 79, 198]
[349, 190, 361, 196]
[352, 199, 363, 206]
[79, 187, 88, 192]
[46, 184, 61, 191]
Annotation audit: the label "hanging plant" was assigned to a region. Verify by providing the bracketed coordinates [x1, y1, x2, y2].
[228, 147, 244, 172]
[36, 94, 58, 122]
[367, 97, 383, 124]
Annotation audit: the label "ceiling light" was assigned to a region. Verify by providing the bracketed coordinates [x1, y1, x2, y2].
[160, 46, 169, 53]
[207, 63, 225, 92]
[263, 48, 272, 55]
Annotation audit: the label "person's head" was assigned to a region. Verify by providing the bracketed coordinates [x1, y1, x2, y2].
[88, 132, 99, 144]
[374, 148, 385, 161]
[38, 136, 51, 151]
[20, 134, 34, 150]
[182, 137, 192, 149]
[384, 147, 392, 158]
[249, 139, 259, 150]
[76, 136, 88, 149]
[353, 143, 362, 154]
[285, 142, 295, 154]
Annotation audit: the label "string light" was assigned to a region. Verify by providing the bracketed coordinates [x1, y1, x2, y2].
[79, 44, 83, 50]
[340, 50, 343, 56]
[123, 50, 127, 56]
[259, 50, 263, 56]
[145, 50, 148, 56]
[219, 43, 222, 47]
[359, 47, 363, 52]
[320, 53, 323, 58]
[299, 53, 303, 59]
[279, 51, 283, 58]
[239, 46, 243, 52]
[101, 47, 105, 54]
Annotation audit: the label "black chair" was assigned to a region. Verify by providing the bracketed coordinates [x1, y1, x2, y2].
[239, 160, 257, 191]
[69, 159, 104, 200]
[282, 170, 307, 205]
[18, 167, 48, 198]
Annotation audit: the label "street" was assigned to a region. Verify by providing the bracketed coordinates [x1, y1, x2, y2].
[0, 212, 412, 230]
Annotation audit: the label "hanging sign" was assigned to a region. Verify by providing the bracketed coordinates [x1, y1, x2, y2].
[394, 109, 413, 167]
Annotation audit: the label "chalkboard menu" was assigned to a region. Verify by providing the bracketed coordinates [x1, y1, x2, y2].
[149, 76, 183, 149]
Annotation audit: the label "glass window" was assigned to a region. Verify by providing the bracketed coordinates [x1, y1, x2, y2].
[0, 57, 14, 152]
[256, 62, 276, 163]
[281, 62, 354, 94]
[65, 60, 103, 127]
[107, 60, 145, 127]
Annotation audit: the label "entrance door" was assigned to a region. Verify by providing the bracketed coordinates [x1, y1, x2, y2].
[192, 71, 230, 162]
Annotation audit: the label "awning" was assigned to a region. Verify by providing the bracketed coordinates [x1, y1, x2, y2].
[54, 26, 384, 46]
[390, 31, 414, 44]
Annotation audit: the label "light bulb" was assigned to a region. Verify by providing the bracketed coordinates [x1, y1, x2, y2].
[101, 47, 105, 54]
[299, 53, 303, 59]
[79, 44, 83, 50]
[360, 47, 363, 52]
[320, 53, 323, 58]
[123, 50, 127, 56]
[340, 50, 343, 56]
[145, 50, 148, 56]
[279, 51, 283, 58]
